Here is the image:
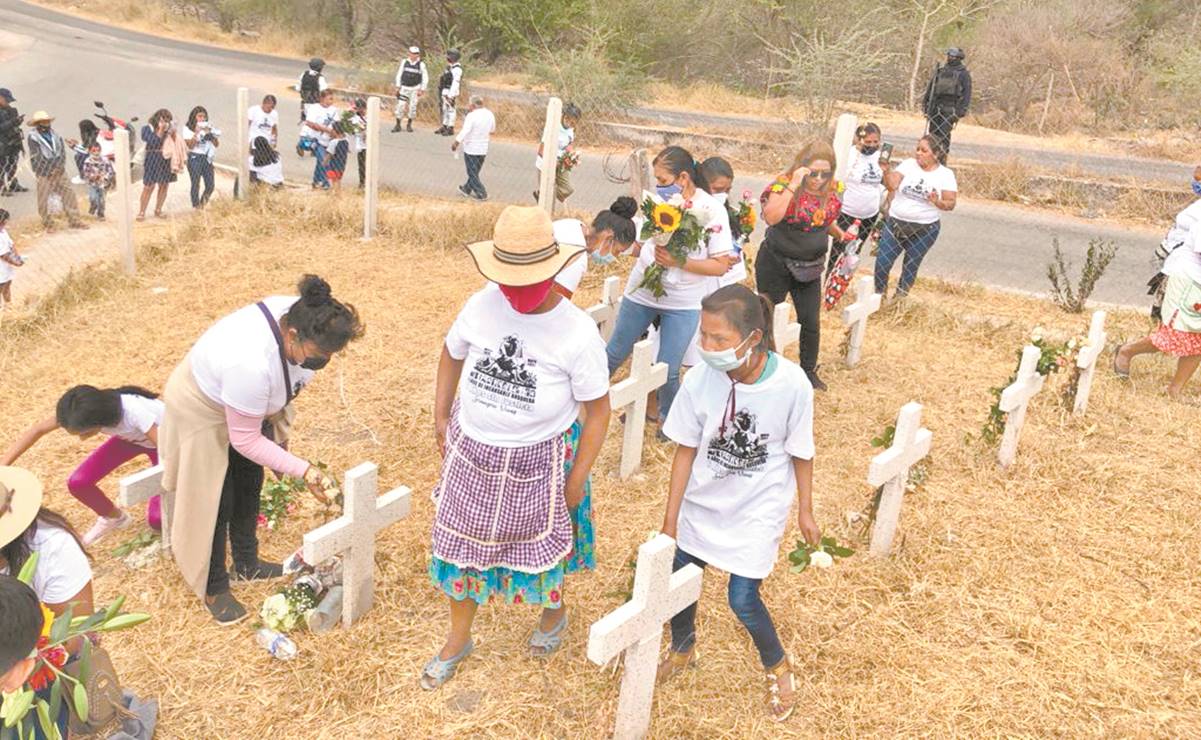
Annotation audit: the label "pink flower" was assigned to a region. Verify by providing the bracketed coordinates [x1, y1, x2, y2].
[708, 224, 723, 234]
[256, 514, 268, 527]
[683, 200, 693, 210]
[286, 503, 297, 514]
[742, 189, 753, 200]
[453, 580, 464, 594]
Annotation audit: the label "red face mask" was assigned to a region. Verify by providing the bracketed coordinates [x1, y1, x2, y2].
[498, 279, 555, 314]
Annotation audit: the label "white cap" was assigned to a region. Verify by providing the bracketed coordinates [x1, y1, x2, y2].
[409, 46, 421, 54]
[552, 218, 587, 248]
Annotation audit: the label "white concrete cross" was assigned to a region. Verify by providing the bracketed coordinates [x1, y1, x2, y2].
[609, 339, 669, 479]
[118, 464, 169, 551]
[772, 302, 800, 358]
[1073, 310, 1107, 417]
[832, 112, 859, 184]
[587, 534, 704, 740]
[112, 128, 135, 275]
[587, 276, 623, 341]
[362, 96, 381, 239]
[867, 402, 932, 556]
[998, 345, 1046, 468]
[236, 86, 249, 201]
[303, 463, 411, 627]
[537, 97, 564, 216]
[841, 276, 882, 368]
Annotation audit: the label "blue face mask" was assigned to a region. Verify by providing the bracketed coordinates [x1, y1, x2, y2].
[589, 250, 615, 266]
[1191, 180, 1201, 197]
[656, 182, 683, 200]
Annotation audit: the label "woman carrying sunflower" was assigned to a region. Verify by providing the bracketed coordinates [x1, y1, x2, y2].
[757, 140, 857, 392]
[606, 146, 738, 428]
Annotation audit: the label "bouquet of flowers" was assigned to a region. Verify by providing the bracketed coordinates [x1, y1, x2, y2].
[335, 109, 363, 136]
[260, 580, 320, 633]
[787, 536, 855, 574]
[637, 192, 714, 298]
[259, 475, 305, 531]
[1, 554, 150, 740]
[732, 190, 757, 249]
[557, 150, 580, 173]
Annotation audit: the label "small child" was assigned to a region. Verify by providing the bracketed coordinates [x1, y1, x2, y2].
[0, 209, 24, 311]
[534, 103, 580, 204]
[81, 143, 115, 220]
[350, 99, 368, 190]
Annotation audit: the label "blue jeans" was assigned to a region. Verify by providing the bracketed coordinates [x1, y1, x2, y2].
[605, 299, 700, 421]
[873, 217, 941, 296]
[312, 143, 329, 188]
[87, 183, 106, 217]
[669, 547, 785, 668]
[187, 153, 215, 207]
[463, 153, 487, 199]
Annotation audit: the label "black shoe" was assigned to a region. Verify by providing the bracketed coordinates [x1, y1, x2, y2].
[234, 560, 284, 582]
[458, 185, 472, 198]
[806, 370, 828, 392]
[206, 591, 248, 626]
[392, 121, 403, 132]
[406, 121, 414, 133]
[10, 184, 27, 193]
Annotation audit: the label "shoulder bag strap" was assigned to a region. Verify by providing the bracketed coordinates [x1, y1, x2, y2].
[256, 301, 296, 406]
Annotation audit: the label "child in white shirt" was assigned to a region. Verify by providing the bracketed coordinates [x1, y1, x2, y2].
[0, 209, 24, 310]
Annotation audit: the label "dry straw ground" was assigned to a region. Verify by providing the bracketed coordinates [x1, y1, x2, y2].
[2, 192, 1199, 738]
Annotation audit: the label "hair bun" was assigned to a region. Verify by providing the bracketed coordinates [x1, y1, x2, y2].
[298, 274, 332, 306]
[610, 196, 637, 220]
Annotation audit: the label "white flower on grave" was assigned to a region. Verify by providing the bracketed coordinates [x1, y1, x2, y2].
[261, 593, 289, 628]
[810, 551, 834, 569]
[647, 530, 661, 543]
[1030, 326, 1045, 342]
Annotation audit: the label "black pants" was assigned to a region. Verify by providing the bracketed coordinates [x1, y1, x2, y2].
[206, 445, 264, 596]
[357, 149, 366, 188]
[926, 109, 956, 164]
[827, 212, 880, 274]
[755, 245, 822, 373]
[0, 152, 21, 191]
[463, 154, 487, 199]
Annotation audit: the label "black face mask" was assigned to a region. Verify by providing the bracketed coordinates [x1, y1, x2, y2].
[301, 355, 330, 371]
[861, 145, 879, 155]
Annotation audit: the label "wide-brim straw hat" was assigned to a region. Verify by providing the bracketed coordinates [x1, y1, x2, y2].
[466, 206, 583, 286]
[27, 111, 53, 125]
[0, 467, 43, 549]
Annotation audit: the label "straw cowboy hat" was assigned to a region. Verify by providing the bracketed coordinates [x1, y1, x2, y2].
[26, 111, 53, 126]
[0, 467, 43, 548]
[466, 206, 583, 286]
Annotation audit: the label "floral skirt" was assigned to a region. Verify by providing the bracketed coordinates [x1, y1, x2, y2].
[1152, 273, 1201, 357]
[429, 420, 595, 608]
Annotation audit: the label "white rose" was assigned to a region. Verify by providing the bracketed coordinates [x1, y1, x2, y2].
[1030, 326, 1045, 342]
[810, 551, 834, 569]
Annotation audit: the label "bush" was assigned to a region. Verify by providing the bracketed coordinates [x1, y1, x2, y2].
[525, 35, 645, 116]
[1046, 237, 1118, 313]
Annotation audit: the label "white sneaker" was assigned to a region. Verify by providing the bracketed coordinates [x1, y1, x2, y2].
[70, 176, 85, 186]
[82, 510, 131, 546]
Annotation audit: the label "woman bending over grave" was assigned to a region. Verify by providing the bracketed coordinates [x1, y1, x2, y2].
[423, 206, 611, 690]
[1, 384, 163, 545]
[160, 274, 363, 625]
[657, 283, 822, 723]
[1114, 226, 1201, 398]
[552, 196, 639, 301]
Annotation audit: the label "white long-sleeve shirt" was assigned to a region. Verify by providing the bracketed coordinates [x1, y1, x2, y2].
[456, 107, 496, 156]
[394, 60, 429, 90]
[443, 64, 463, 99]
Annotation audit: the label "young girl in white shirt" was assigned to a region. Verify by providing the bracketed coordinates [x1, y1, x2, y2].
[658, 283, 822, 723]
[1, 385, 163, 545]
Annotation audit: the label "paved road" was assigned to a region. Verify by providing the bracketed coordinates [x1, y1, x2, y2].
[0, 0, 1164, 307]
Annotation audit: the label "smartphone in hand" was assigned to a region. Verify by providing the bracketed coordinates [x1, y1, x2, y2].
[880, 142, 894, 164]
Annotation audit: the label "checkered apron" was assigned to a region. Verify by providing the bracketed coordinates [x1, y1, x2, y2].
[431, 409, 573, 573]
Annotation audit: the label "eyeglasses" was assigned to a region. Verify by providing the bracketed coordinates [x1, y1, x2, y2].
[807, 171, 833, 180]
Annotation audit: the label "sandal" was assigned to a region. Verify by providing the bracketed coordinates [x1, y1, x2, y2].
[419, 640, 474, 691]
[765, 658, 798, 722]
[655, 647, 697, 684]
[1112, 346, 1131, 378]
[529, 609, 568, 658]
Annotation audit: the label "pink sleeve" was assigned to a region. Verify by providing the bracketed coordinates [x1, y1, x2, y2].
[224, 407, 309, 479]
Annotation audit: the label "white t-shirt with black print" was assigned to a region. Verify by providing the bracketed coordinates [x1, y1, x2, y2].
[624, 188, 734, 311]
[181, 126, 216, 160]
[189, 296, 315, 417]
[445, 285, 609, 448]
[247, 105, 279, 146]
[889, 158, 957, 225]
[842, 149, 886, 219]
[662, 354, 815, 579]
[304, 103, 341, 148]
[100, 394, 164, 449]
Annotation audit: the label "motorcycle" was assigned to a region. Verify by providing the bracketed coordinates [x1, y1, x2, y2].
[89, 101, 144, 169]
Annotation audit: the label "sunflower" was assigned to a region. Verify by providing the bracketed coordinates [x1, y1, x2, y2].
[652, 203, 682, 233]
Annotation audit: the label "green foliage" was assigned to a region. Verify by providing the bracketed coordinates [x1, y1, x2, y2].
[526, 34, 644, 114]
[1046, 237, 1119, 314]
[788, 536, 855, 574]
[455, 0, 588, 61]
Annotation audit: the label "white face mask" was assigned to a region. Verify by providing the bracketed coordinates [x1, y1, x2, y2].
[712, 192, 729, 205]
[698, 333, 754, 372]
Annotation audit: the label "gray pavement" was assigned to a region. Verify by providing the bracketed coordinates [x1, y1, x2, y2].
[0, 0, 1165, 307]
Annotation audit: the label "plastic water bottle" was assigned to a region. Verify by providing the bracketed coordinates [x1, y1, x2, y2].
[305, 586, 344, 633]
[255, 628, 298, 660]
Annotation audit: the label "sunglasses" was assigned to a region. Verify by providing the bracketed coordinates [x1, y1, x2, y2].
[807, 170, 833, 180]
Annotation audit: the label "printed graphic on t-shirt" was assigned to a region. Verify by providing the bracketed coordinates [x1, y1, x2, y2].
[468, 335, 538, 413]
[901, 176, 937, 201]
[861, 161, 883, 185]
[707, 408, 769, 478]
